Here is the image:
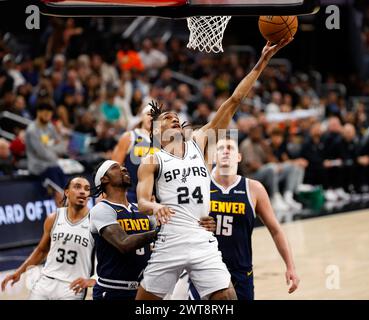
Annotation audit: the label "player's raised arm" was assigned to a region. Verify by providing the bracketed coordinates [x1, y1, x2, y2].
[137, 155, 175, 224]
[111, 131, 132, 164]
[194, 38, 293, 146]
[1, 213, 56, 291]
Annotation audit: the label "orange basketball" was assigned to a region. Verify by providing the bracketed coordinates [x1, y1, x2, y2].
[258, 16, 298, 43]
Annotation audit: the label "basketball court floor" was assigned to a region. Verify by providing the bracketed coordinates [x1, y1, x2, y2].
[1, 209, 368, 300]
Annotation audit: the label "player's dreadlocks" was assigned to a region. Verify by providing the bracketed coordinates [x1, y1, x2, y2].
[90, 160, 108, 198]
[149, 100, 191, 149]
[149, 100, 163, 150]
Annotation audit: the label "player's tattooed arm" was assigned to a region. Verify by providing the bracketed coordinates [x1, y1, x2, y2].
[101, 224, 159, 254]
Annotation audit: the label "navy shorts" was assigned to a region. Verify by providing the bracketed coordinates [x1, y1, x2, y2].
[231, 270, 254, 300]
[92, 284, 136, 300]
[189, 269, 254, 300]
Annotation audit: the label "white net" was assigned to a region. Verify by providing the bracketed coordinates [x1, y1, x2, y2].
[186, 16, 232, 54]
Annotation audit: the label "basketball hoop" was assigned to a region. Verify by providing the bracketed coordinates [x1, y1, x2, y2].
[186, 16, 231, 53]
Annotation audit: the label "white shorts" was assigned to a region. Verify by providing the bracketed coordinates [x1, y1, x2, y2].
[29, 275, 86, 300]
[141, 227, 231, 299]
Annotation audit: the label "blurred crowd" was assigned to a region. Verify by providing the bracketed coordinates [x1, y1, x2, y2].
[0, 15, 369, 211]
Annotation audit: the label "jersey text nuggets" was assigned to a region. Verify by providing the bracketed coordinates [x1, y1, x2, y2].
[210, 200, 246, 215]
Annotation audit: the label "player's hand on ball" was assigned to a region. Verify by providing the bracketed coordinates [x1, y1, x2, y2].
[153, 205, 175, 224]
[70, 277, 96, 294]
[199, 216, 216, 232]
[286, 268, 300, 293]
[261, 37, 293, 62]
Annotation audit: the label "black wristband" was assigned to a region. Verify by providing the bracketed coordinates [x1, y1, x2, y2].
[153, 225, 162, 240]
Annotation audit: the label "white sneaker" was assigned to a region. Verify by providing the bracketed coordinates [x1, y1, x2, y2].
[284, 191, 303, 211]
[324, 189, 338, 202]
[272, 192, 290, 212]
[335, 188, 350, 202]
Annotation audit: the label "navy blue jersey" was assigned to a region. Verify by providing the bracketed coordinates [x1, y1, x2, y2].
[91, 201, 152, 289]
[209, 176, 256, 272]
[124, 129, 159, 201]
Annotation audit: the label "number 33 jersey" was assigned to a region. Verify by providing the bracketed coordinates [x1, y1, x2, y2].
[154, 140, 210, 231]
[42, 207, 94, 283]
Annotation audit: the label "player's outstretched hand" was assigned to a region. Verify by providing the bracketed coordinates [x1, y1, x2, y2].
[1, 272, 21, 291]
[199, 216, 216, 232]
[153, 205, 175, 225]
[70, 277, 96, 294]
[261, 37, 294, 62]
[286, 268, 300, 293]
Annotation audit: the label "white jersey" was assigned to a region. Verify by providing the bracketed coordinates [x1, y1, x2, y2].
[42, 208, 94, 283]
[155, 139, 210, 231]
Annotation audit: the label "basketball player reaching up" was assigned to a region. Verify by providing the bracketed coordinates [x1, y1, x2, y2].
[1, 177, 94, 300]
[111, 105, 158, 203]
[188, 136, 300, 300]
[136, 37, 293, 300]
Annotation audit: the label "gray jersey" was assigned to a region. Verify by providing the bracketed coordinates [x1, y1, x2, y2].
[155, 140, 210, 231]
[42, 208, 94, 283]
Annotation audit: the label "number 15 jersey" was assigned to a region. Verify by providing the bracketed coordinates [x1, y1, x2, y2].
[154, 140, 210, 231]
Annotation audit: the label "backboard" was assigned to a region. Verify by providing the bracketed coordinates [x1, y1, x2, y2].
[40, 0, 320, 17]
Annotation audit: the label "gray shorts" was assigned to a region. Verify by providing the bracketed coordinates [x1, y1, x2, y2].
[141, 227, 231, 299]
[29, 275, 85, 300]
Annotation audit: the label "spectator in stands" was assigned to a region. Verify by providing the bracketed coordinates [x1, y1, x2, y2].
[0, 69, 14, 99]
[92, 121, 117, 159]
[45, 18, 66, 62]
[355, 101, 369, 138]
[266, 91, 282, 114]
[300, 122, 325, 187]
[116, 39, 144, 73]
[63, 18, 84, 59]
[341, 124, 360, 194]
[239, 124, 301, 214]
[99, 84, 122, 127]
[85, 72, 102, 106]
[269, 128, 307, 204]
[13, 95, 31, 119]
[172, 99, 190, 125]
[191, 102, 212, 128]
[45, 54, 66, 77]
[321, 116, 350, 201]
[0, 138, 14, 175]
[25, 102, 67, 205]
[139, 38, 168, 78]
[91, 53, 119, 88]
[10, 129, 26, 169]
[325, 91, 341, 118]
[357, 133, 369, 193]
[75, 110, 97, 137]
[2, 54, 26, 89]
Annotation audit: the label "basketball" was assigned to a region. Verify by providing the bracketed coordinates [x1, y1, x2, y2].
[258, 16, 298, 43]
